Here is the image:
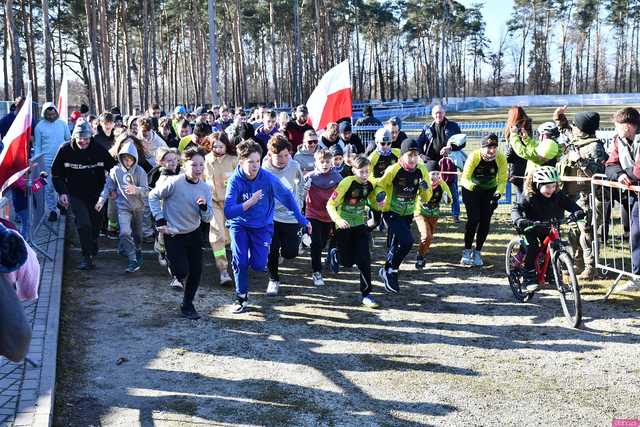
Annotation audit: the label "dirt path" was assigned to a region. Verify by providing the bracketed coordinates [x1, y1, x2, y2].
[54, 219, 640, 426]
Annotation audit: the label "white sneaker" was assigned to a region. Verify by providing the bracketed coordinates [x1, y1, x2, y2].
[460, 249, 474, 266]
[230, 296, 248, 314]
[219, 271, 233, 286]
[168, 278, 183, 290]
[312, 272, 325, 286]
[157, 253, 167, 267]
[362, 295, 380, 308]
[472, 250, 484, 267]
[619, 279, 640, 292]
[266, 280, 280, 296]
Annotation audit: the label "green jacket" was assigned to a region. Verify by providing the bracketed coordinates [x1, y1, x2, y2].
[375, 162, 432, 216]
[326, 176, 378, 227]
[509, 134, 560, 175]
[461, 150, 508, 194]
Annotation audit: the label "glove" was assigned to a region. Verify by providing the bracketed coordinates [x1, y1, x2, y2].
[418, 180, 429, 191]
[569, 210, 586, 222]
[490, 193, 501, 210]
[516, 218, 533, 230]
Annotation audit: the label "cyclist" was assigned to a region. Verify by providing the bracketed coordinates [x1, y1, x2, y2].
[511, 166, 584, 292]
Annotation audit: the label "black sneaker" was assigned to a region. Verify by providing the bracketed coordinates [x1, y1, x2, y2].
[379, 267, 400, 294]
[328, 248, 340, 274]
[47, 211, 58, 222]
[415, 256, 426, 270]
[107, 229, 119, 240]
[180, 303, 201, 320]
[78, 256, 95, 270]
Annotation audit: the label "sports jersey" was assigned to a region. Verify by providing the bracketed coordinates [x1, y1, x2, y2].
[326, 176, 377, 227]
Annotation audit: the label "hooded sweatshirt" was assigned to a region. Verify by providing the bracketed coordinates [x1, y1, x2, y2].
[142, 130, 168, 167]
[262, 158, 305, 224]
[51, 137, 117, 203]
[293, 146, 316, 174]
[224, 165, 308, 229]
[34, 102, 71, 168]
[99, 141, 149, 211]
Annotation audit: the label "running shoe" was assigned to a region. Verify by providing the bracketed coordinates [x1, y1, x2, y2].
[361, 295, 380, 308]
[266, 280, 280, 296]
[379, 267, 399, 294]
[415, 256, 426, 270]
[460, 249, 474, 266]
[168, 277, 183, 290]
[328, 248, 340, 274]
[231, 296, 248, 314]
[472, 250, 484, 267]
[220, 271, 233, 286]
[180, 303, 201, 320]
[125, 260, 140, 273]
[312, 272, 325, 286]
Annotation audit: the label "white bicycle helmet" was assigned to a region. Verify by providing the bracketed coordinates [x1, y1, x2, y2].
[532, 165, 560, 185]
[447, 133, 467, 148]
[374, 128, 392, 143]
[537, 121, 560, 138]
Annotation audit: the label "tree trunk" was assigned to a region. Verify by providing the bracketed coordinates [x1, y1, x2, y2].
[5, 0, 24, 97]
[122, 1, 133, 114]
[42, 0, 53, 101]
[84, 0, 102, 112]
[2, 9, 10, 99]
[99, 0, 111, 109]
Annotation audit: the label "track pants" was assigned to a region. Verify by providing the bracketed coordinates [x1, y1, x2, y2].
[70, 196, 102, 258]
[334, 225, 372, 297]
[230, 224, 273, 296]
[310, 218, 333, 273]
[267, 221, 301, 281]
[383, 212, 414, 269]
[461, 187, 496, 251]
[164, 229, 203, 306]
[415, 215, 438, 257]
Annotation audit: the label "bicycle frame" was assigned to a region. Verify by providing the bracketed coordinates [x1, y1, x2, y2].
[535, 225, 561, 284]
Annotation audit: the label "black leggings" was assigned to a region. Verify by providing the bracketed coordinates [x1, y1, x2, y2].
[335, 225, 372, 297]
[267, 221, 301, 281]
[70, 196, 102, 258]
[462, 187, 496, 251]
[310, 219, 333, 273]
[523, 226, 549, 270]
[165, 229, 203, 306]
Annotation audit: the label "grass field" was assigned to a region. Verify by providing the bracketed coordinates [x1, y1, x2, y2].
[413, 104, 640, 129]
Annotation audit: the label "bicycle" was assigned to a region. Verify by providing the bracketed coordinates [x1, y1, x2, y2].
[505, 217, 582, 328]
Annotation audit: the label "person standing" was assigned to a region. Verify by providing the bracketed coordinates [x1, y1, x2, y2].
[35, 102, 72, 222]
[417, 105, 462, 221]
[51, 120, 116, 269]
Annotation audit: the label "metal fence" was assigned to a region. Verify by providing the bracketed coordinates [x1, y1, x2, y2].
[26, 153, 57, 259]
[591, 174, 639, 299]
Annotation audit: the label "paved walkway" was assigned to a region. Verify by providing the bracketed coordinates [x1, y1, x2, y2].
[0, 218, 66, 427]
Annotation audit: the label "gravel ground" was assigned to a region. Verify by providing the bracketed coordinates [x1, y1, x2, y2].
[54, 218, 640, 426]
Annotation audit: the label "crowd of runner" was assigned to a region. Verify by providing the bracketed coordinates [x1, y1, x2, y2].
[2, 99, 639, 319]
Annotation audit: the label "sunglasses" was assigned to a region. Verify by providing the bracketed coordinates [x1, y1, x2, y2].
[378, 141, 390, 146]
[306, 140, 318, 144]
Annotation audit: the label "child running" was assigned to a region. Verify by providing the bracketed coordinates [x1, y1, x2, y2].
[414, 160, 452, 269]
[204, 134, 237, 286]
[149, 147, 214, 320]
[327, 155, 383, 308]
[262, 134, 305, 296]
[512, 166, 584, 291]
[95, 135, 149, 273]
[147, 147, 181, 286]
[376, 139, 432, 293]
[368, 128, 401, 230]
[460, 134, 508, 267]
[224, 140, 311, 313]
[305, 149, 343, 286]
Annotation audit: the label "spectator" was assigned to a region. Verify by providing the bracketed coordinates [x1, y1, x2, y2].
[34, 102, 72, 222]
[158, 116, 180, 149]
[0, 96, 24, 139]
[318, 122, 343, 151]
[605, 107, 640, 291]
[285, 105, 314, 153]
[254, 110, 279, 154]
[354, 105, 382, 127]
[503, 106, 531, 202]
[338, 121, 364, 154]
[417, 104, 462, 221]
[139, 117, 169, 166]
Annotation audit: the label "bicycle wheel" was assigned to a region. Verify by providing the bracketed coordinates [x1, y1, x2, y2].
[505, 238, 533, 303]
[552, 251, 582, 328]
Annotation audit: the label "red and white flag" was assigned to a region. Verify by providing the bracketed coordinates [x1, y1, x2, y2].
[307, 60, 352, 131]
[57, 75, 68, 123]
[0, 88, 32, 194]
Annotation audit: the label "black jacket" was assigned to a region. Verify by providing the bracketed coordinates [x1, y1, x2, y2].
[91, 125, 115, 151]
[52, 140, 117, 202]
[511, 190, 581, 228]
[416, 119, 462, 162]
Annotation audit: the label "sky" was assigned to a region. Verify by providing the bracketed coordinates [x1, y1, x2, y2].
[457, 0, 515, 51]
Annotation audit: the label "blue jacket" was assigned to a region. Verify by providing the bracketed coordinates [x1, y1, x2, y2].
[224, 165, 308, 229]
[416, 118, 461, 162]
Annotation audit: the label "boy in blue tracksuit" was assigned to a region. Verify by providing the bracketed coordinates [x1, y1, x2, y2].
[224, 140, 311, 314]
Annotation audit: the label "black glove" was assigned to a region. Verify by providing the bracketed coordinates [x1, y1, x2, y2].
[198, 202, 208, 211]
[569, 210, 586, 222]
[490, 193, 501, 210]
[516, 218, 533, 230]
[418, 180, 429, 191]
